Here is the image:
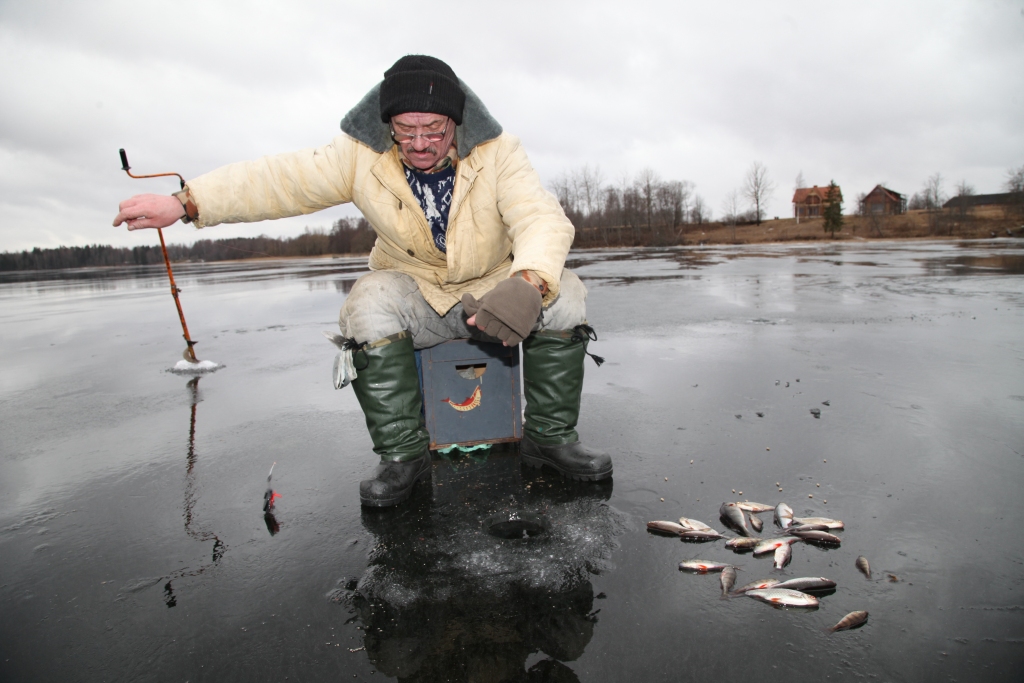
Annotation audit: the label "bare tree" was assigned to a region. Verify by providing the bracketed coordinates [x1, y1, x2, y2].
[795, 170, 805, 190]
[635, 167, 660, 236]
[953, 180, 975, 221]
[1005, 164, 1024, 218]
[721, 189, 741, 241]
[576, 164, 605, 218]
[921, 173, 946, 234]
[691, 194, 711, 224]
[549, 173, 577, 215]
[922, 173, 946, 210]
[744, 161, 775, 225]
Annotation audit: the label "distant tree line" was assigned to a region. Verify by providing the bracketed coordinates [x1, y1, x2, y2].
[0, 218, 375, 271]
[549, 165, 717, 247]
[550, 162, 781, 247]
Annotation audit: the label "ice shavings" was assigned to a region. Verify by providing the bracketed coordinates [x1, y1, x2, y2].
[169, 359, 223, 375]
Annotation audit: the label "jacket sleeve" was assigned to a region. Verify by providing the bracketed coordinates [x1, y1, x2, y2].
[493, 134, 575, 303]
[186, 134, 359, 228]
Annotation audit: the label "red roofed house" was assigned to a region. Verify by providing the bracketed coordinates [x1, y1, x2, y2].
[862, 185, 906, 215]
[793, 185, 842, 221]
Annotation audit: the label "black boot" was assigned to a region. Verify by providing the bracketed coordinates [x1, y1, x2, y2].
[520, 328, 612, 481]
[358, 453, 432, 508]
[350, 332, 433, 507]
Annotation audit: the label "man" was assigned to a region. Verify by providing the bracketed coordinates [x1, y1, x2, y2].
[114, 55, 611, 507]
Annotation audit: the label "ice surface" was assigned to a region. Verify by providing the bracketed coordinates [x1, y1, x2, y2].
[4, 244, 1024, 682]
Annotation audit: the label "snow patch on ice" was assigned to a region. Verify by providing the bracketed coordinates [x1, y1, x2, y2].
[169, 360, 223, 375]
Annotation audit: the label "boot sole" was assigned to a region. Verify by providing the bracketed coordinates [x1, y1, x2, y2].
[520, 451, 613, 482]
[359, 463, 432, 508]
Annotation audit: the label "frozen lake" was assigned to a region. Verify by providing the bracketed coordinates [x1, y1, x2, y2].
[2, 240, 1023, 682]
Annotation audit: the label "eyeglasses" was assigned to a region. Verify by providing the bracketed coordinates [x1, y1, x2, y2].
[390, 119, 449, 144]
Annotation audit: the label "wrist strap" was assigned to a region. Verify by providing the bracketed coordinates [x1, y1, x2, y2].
[516, 270, 548, 296]
[172, 189, 199, 224]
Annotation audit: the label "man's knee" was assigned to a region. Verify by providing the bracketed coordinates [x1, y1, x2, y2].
[539, 269, 587, 330]
[339, 271, 421, 342]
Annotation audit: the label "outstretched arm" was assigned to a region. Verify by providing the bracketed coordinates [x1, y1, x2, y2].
[112, 133, 359, 232]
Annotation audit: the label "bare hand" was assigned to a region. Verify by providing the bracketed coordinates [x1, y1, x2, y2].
[113, 194, 185, 230]
[466, 314, 509, 346]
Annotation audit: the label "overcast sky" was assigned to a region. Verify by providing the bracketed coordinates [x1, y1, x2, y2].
[1, 0, 1022, 252]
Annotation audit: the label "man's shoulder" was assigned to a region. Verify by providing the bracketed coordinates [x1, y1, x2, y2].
[466, 131, 524, 163]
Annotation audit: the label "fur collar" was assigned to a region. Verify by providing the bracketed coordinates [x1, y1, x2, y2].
[340, 80, 503, 156]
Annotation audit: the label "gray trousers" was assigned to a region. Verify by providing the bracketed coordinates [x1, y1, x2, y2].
[339, 270, 588, 348]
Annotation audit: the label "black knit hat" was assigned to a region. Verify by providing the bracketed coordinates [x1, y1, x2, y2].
[379, 55, 466, 125]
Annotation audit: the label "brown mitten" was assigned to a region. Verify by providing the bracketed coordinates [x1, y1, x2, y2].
[462, 277, 543, 345]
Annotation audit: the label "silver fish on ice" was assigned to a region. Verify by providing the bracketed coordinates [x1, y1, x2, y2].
[774, 502, 794, 529]
[735, 502, 775, 513]
[828, 610, 869, 632]
[679, 560, 733, 573]
[680, 529, 726, 542]
[720, 502, 754, 537]
[772, 577, 836, 592]
[790, 529, 842, 546]
[855, 555, 871, 579]
[753, 537, 797, 556]
[720, 566, 737, 597]
[793, 516, 844, 530]
[745, 588, 819, 608]
[647, 520, 687, 536]
[773, 542, 793, 570]
[730, 578, 779, 596]
[678, 517, 715, 532]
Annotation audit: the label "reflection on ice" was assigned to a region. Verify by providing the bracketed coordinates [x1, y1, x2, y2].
[329, 447, 625, 680]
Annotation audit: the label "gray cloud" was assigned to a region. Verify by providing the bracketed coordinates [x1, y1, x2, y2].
[1, 0, 1021, 251]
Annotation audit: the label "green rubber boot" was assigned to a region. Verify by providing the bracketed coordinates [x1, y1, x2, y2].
[351, 332, 432, 507]
[520, 329, 612, 481]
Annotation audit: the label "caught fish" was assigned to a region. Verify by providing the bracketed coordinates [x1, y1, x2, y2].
[773, 577, 836, 592]
[745, 588, 820, 608]
[726, 537, 760, 550]
[855, 555, 871, 579]
[753, 537, 797, 556]
[263, 462, 281, 513]
[774, 542, 793, 570]
[647, 520, 687, 536]
[827, 610, 869, 633]
[720, 566, 737, 597]
[680, 529, 726, 542]
[736, 502, 775, 513]
[774, 502, 794, 529]
[730, 578, 779, 596]
[786, 523, 831, 533]
[678, 517, 715, 533]
[793, 516, 845, 530]
[679, 560, 733, 573]
[790, 530, 842, 546]
[748, 512, 764, 533]
[719, 502, 754, 537]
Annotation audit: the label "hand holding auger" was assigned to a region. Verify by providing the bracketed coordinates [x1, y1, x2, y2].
[114, 148, 200, 364]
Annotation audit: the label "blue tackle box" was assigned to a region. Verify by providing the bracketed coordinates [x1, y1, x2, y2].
[415, 339, 523, 450]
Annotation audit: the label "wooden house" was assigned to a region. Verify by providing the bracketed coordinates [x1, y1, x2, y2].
[862, 185, 906, 215]
[793, 185, 842, 220]
[942, 193, 1017, 210]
